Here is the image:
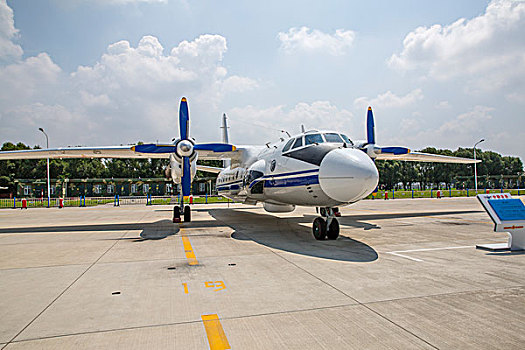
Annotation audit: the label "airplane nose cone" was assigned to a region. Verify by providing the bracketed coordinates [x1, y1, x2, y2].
[318, 148, 379, 203]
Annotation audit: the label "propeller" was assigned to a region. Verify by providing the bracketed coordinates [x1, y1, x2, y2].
[179, 98, 192, 198]
[132, 97, 236, 199]
[361, 107, 410, 159]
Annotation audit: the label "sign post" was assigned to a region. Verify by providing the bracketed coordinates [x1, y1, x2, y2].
[477, 193, 525, 251]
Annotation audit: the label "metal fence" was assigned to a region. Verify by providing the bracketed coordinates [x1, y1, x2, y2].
[369, 188, 523, 200]
[1, 189, 522, 209]
[0, 194, 235, 209]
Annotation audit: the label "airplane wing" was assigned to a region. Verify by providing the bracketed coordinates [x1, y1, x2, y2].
[0, 146, 164, 160]
[0, 144, 243, 161]
[375, 151, 480, 164]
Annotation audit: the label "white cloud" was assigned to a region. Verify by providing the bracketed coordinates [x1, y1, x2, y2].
[388, 105, 495, 150]
[227, 101, 354, 144]
[388, 0, 525, 92]
[278, 26, 355, 56]
[435, 101, 451, 109]
[0, 0, 257, 148]
[0, 0, 22, 62]
[506, 92, 525, 103]
[436, 105, 494, 134]
[354, 89, 423, 109]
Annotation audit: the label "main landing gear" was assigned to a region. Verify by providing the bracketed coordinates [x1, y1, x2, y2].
[173, 204, 191, 223]
[312, 207, 340, 240]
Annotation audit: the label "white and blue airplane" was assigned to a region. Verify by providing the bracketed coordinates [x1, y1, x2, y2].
[0, 97, 479, 239]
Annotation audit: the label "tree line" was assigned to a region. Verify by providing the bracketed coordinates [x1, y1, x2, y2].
[0, 142, 523, 192]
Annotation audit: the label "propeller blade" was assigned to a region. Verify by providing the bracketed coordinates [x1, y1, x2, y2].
[133, 144, 177, 153]
[194, 143, 236, 152]
[367, 106, 375, 145]
[181, 156, 191, 197]
[380, 147, 410, 155]
[179, 97, 190, 140]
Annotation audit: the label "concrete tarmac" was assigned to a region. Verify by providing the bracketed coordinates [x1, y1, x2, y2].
[0, 197, 524, 349]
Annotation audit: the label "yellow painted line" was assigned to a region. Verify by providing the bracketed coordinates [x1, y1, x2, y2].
[201, 314, 231, 350]
[180, 230, 198, 265]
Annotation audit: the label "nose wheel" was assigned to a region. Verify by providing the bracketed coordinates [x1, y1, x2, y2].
[173, 203, 191, 223]
[312, 207, 340, 240]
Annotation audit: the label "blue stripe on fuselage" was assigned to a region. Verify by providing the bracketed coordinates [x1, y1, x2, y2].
[264, 175, 319, 188]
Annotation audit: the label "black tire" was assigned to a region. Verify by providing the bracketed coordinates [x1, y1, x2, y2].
[183, 205, 191, 222]
[327, 218, 340, 240]
[312, 217, 327, 240]
[173, 206, 180, 219]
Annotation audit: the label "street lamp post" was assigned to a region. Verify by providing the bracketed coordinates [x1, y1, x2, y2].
[474, 138, 485, 192]
[39, 128, 51, 208]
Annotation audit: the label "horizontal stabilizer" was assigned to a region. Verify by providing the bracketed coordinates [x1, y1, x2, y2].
[196, 165, 224, 173]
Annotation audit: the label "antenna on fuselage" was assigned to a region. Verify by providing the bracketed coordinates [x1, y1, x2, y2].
[301, 125, 305, 133]
[221, 113, 231, 168]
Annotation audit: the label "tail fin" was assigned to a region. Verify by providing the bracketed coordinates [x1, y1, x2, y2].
[221, 113, 229, 144]
[221, 113, 231, 168]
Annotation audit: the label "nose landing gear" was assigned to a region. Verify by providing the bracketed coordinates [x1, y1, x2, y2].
[312, 207, 340, 240]
[173, 202, 192, 223]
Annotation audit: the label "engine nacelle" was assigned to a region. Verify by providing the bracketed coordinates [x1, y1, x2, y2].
[169, 153, 197, 184]
[263, 202, 295, 213]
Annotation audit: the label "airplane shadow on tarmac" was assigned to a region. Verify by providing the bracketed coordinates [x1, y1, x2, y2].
[206, 208, 483, 263]
[0, 220, 180, 241]
[207, 208, 380, 263]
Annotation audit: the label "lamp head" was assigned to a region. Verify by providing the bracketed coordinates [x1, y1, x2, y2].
[38, 128, 44, 132]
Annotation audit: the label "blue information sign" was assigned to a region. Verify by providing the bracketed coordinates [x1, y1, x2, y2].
[488, 199, 525, 222]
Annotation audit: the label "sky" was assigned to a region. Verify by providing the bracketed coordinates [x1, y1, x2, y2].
[0, 0, 524, 163]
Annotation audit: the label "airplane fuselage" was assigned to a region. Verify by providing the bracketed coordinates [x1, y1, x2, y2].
[215, 130, 379, 212]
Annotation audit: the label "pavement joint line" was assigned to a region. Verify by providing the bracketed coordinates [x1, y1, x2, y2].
[364, 284, 525, 307]
[7, 284, 525, 346]
[6, 302, 362, 345]
[0, 257, 191, 272]
[1, 212, 150, 350]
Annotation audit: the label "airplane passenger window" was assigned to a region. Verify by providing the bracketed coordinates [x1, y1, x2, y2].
[292, 137, 303, 149]
[324, 133, 343, 143]
[282, 139, 294, 153]
[305, 134, 324, 145]
[340, 134, 353, 145]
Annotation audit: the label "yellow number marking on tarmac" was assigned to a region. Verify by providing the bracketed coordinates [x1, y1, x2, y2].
[201, 314, 231, 350]
[205, 281, 226, 291]
[180, 229, 199, 266]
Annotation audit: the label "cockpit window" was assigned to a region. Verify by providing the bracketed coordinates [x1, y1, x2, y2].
[324, 133, 344, 143]
[246, 170, 264, 184]
[282, 138, 294, 153]
[340, 134, 353, 145]
[304, 134, 324, 145]
[292, 137, 303, 149]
